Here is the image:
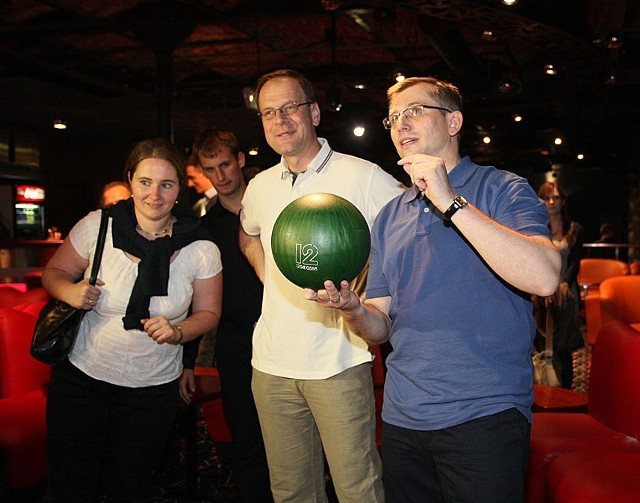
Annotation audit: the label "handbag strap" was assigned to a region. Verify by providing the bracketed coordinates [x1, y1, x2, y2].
[88, 209, 110, 286]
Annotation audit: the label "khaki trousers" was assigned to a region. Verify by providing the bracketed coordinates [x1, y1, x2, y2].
[252, 363, 384, 503]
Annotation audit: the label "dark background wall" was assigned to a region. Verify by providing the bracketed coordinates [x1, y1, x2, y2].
[18, 124, 633, 248]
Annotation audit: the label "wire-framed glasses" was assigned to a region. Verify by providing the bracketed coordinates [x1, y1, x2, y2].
[382, 104, 452, 129]
[258, 101, 314, 120]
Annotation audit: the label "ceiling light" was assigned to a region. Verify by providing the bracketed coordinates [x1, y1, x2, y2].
[353, 126, 365, 137]
[543, 64, 557, 76]
[243, 87, 257, 110]
[605, 74, 617, 86]
[482, 31, 497, 42]
[326, 85, 342, 112]
[497, 80, 517, 93]
[393, 71, 405, 82]
[52, 119, 67, 130]
[497, 77, 521, 93]
[502, 0, 517, 5]
[554, 137, 563, 146]
[248, 146, 259, 156]
[577, 153, 585, 160]
[483, 136, 491, 144]
[512, 114, 523, 123]
[607, 35, 623, 50]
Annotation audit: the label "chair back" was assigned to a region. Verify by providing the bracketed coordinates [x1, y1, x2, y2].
[577, 258, 629, 295]
[599, 275, 640, 326]
[0, 286, 50, 309]
[579, 259, 630, 344]
[588, 320, 640, 439]
[0, 303, 51, 399]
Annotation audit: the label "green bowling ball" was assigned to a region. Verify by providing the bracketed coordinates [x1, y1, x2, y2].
[271, 193, 371, 290]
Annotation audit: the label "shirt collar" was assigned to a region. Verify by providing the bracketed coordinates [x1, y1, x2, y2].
[280, 138, 334, 181]
[447, 156, 475, 189]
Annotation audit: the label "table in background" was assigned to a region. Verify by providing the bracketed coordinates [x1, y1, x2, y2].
[582, 243, 640, 262]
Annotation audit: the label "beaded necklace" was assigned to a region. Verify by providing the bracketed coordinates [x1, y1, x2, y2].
[136, 216, 176, 239]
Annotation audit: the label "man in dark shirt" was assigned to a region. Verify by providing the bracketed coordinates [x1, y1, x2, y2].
[588, 222, 619, 260]
[183, 127, 271, 502]
[186, 154, 218, 217]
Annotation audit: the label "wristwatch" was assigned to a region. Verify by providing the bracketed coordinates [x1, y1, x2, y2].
[444, 195, 468, 220]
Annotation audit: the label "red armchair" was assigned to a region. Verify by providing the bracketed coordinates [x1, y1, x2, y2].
[577, 258, 629, 344]
[546, 451, 640, 503]
[598, 275, 640, 330]
[525, 320, 640, 503]
[197, 367, 232, 444]
[0, 286, 50, 309]
[0, 291, 50, 491]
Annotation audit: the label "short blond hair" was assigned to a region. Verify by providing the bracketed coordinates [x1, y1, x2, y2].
[387, 77, 463, 113]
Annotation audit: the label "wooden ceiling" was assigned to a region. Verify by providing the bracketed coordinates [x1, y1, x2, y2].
[1, 0, 638, 173]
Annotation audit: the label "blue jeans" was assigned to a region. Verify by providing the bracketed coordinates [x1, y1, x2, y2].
[46, 359, 179, 503]
[382, 408, 530, 503]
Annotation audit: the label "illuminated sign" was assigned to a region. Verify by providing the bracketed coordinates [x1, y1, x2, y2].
[15, 185, 46, 203]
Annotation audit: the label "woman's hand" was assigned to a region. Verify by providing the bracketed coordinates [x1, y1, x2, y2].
[70, 278, 104, 310]
[142, 316, 183, 345]
[179, 368, 196, 404]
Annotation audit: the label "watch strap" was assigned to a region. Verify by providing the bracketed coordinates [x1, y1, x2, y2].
[444, 195, 468, 220]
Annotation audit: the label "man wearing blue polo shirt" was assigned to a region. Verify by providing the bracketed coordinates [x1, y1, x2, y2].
[307, 77, 561, 503]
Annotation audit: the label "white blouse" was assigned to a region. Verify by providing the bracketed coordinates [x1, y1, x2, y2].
[67, 210, 222, 387]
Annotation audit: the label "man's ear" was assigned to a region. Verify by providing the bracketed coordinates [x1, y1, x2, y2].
[448, 110, 463, 136]
[311, 102, 321, 127]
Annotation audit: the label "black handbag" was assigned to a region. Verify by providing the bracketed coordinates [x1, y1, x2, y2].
[30, 209, 110, 365]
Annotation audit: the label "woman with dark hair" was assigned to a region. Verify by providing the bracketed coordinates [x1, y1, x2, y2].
[534, 181, 585, 388]
[43, 138, 222, 502]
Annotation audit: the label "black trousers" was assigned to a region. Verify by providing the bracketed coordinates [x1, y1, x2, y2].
[382, 408, 530, 503]
[46, 359, 179, 503]
[215, 327, 273, 503]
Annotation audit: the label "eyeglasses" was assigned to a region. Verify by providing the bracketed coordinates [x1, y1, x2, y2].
[258, 101, 314, 121]
[382, 104, 452, 130]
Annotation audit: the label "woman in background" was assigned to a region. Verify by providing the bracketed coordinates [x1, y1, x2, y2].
[43, 138, 222, 502]
[535, 181, 585, 388]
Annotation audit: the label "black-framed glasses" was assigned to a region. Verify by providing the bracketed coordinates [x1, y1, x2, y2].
[382, 104, 452, 129]
[258, 101, 314, 121]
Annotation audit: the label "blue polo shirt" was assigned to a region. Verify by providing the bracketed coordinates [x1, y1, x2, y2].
[366, 157, 549, 430]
